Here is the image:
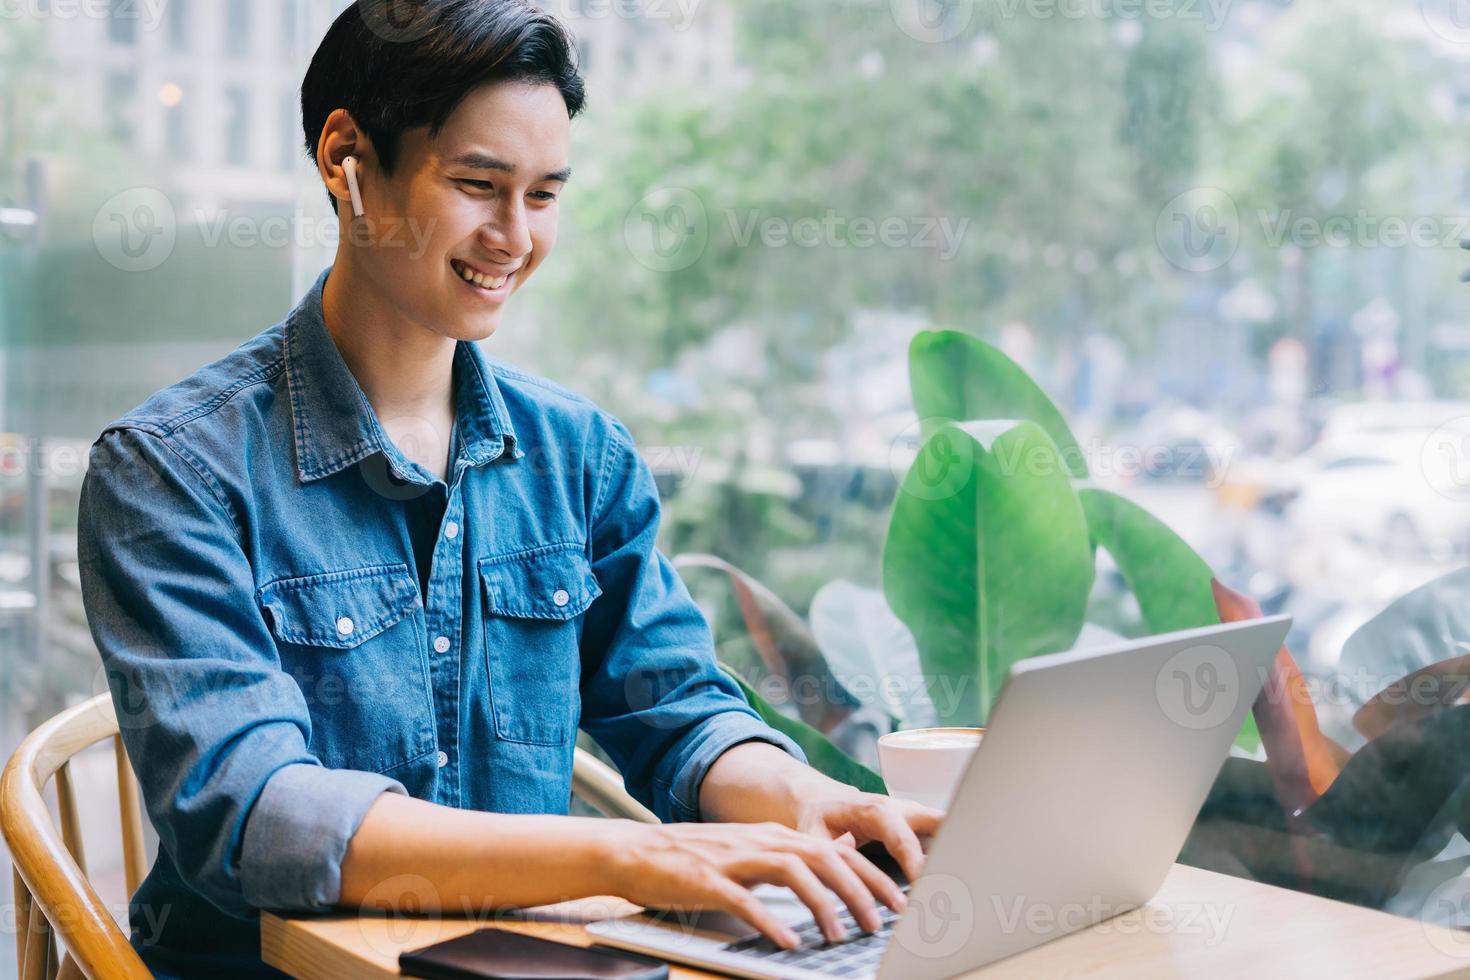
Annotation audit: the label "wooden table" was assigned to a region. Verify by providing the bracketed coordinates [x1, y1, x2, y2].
[262, 863, 1470, 979]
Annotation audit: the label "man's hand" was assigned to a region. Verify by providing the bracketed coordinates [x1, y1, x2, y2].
[700, 741, 947, 877]
[788, 783, 945, 885]
[602, 819, 909, 950]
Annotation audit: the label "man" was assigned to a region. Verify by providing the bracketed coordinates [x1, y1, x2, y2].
[77, 2, 941, 976]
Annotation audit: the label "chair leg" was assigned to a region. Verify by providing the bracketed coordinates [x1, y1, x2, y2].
[22, 897, 53, 980]
[13, 867, 30, 980]
[54, 763, 88, 878]
[114, 736, 147, 896]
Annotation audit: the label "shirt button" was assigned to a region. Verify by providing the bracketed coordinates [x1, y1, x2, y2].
[436, 750, 448, 768]
[335, 616, 354, 637]
[433, 635, 451, 653]
[444, 521, 459, 540]
[552, 589, 569, 607]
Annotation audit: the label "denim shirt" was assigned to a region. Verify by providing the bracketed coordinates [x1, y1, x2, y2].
[76, 266, 806, 977]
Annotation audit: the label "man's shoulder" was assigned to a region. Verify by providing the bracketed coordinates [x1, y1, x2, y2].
[101, 323, 288, 442]
[484, 356, 633, 447]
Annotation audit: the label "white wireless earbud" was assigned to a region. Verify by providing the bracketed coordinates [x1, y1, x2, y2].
[342, 155, 365, 218]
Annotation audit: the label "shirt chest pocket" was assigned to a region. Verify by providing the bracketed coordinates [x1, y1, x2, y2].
[478, 544, 602, 746]
[259, 563, 435, 775]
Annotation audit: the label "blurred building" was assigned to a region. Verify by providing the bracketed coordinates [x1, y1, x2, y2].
[37, 0, 738, 214]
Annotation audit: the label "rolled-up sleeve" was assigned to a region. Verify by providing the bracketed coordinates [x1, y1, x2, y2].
[577, 420, 808, 824]
[77, 426, 405, 918]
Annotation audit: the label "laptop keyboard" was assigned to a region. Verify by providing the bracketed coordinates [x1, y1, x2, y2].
[720, 884, 910, 978]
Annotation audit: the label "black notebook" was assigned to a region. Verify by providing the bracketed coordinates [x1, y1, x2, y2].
[398, 928, 669, 980]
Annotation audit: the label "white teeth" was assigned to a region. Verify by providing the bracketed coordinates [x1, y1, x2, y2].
[455, 261, 510, 290]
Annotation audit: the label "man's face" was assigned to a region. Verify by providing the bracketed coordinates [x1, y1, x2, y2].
[353, 80, 571, 341]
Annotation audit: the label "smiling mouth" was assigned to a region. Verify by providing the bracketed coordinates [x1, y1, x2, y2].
[451, 258, 515, 291]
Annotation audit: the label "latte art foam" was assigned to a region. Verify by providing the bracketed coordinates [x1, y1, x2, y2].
[883, 729, 983, 749]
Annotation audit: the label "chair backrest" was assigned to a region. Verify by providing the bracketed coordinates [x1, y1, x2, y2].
[2, 694, 659, 980]
[1, 694, 150, 980]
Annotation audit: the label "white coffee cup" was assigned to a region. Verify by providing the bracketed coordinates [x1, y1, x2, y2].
[877, 727, 985, 812]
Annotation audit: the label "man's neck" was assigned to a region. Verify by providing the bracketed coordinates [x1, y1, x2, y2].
[322, 259, 457, 481]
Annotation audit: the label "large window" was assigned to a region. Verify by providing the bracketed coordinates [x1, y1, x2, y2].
[223, 85, 250, 167]
[7, 0, 1470, 967]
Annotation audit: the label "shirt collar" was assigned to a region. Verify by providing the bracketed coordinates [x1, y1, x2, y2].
[284, 266, 523, 485]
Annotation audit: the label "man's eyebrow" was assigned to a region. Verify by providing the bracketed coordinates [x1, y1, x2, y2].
[448, 151, 572, 183]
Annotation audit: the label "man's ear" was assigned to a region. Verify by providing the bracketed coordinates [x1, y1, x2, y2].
[314, 111, 373, 218]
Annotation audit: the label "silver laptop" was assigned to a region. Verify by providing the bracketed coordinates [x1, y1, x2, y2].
[587, 614, 1290, 979]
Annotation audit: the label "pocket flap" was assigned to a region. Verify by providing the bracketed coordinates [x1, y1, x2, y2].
[259, 563, 420, 649]
[479, 544, 601, 620]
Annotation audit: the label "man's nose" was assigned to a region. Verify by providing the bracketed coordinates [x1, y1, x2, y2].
[477, 199, 532, 259]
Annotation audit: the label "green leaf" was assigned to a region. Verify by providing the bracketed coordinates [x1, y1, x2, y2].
[1079, 488, 1217, 635]
[881, 420, 1095, 726]
[1079, 487, 1259, 752]
[720, 663, 888, 795]
[908, 331, 1088, 479]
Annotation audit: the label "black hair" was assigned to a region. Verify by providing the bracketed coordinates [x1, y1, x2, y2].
[301, 0, 586, 209]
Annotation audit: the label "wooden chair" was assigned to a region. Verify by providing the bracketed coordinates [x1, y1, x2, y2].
[2, 694, 657, 980]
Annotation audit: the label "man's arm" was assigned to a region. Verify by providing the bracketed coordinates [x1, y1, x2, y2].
[79, 427, 410, 915]
[339, 795, 623, 909]
[575, 418, 810, 823]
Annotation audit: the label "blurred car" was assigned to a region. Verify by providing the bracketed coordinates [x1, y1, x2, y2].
[1111, 403, 1243, 485]
[1282, 431, 1470, 561]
